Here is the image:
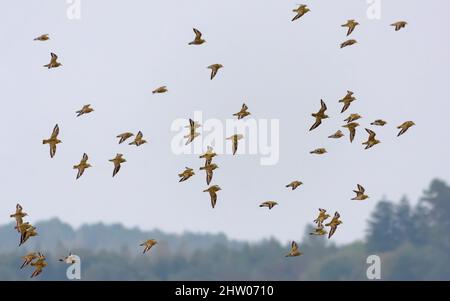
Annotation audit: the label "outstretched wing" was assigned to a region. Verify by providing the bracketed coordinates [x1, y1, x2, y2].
[291, 241, 298, 252]
[112, 163, 121, 177]
[309, 116, 322, 131]
[210, 191, 217, 208]
[319, 99, 327, 113]
[193, 28, 202, 39]
[206, 169, 213, 185]
[357, 184, 365, 193]
[365, 128, 376, 139]
[51, 124, 59, 139]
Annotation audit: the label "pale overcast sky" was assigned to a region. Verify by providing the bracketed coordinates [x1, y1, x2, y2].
[1, 0, 449, 244]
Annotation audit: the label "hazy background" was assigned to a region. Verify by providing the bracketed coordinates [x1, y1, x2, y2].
[1, 0, 449, 246]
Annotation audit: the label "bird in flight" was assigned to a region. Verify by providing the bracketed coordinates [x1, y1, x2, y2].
[292, 4, 310, 22]
[116, 132, 134, 144]
[309, 99, 329, 131]
[313, 208, 330, 228]
[140, 239, 158, 254]
[73, 153, 92, 179]
[391, 21, 408, 31]
[203, 185, 222, 208]
[199, 163, 219, 185]
[259, 201, 278, 210]
[152, 86, 168, 94]
[42, 124, 61, 158]
[352, 184, 369, 201]
[20, 252, 39, 269]
[286, 241, 302, 257]
[339, 90, 356, 113]
[34, 34, 49, 41]
[59, 253, 77, 264]
[189, 28, 206, 45]
[44, 52, 62, 69]
[340, 39, 357, 49]
[227, 134, 244, 155]
[129, 131, 147, 146]
[341, 19, 359, 36]
[310, 148, 327, 155]
[185, 119, 201, 145]
[109, 153, 126, 177]
[362, 128, 380, 150]
[342, 122, 360, 143]
[10, 204, 27, 231]
[371, 119, 387, 126]
[30, 253, 47, 278]
[76, 104, 94, 117]
[19, 223, 37, 246]
[199, 146, 217, 166]
[233, 103, 251, 120]
[286, 181, 303, 190]
[207, 64, 223, 80]
[397, 121, 415, 137]
[178, 167, 195, 182]
[328, 130, 344, 139]
[344, 113, 362, 123]
[325, 212, 343, 239]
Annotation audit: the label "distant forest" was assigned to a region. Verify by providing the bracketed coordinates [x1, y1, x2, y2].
[1, 179, 449, 280]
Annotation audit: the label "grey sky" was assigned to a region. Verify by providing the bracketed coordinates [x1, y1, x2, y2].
[1, 0, 449, 245]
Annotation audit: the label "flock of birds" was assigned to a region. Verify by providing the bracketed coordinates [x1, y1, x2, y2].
[8, 4, 415, 278]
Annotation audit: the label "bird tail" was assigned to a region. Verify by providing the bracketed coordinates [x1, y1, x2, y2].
[42, 139, 49, 144]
